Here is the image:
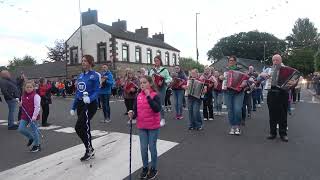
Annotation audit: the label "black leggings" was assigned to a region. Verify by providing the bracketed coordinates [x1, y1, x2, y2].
[75, 101, 97, 150]
[41, 102, 50, 125]
[124, 98, 135, 112]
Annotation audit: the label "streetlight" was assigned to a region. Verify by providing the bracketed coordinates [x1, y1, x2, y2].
[196, 12, 200, 62]
[79, 0, 83, 57]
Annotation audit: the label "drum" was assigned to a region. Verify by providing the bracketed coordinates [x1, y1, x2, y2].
[153, 74, 164, 87]
[225, 70, 249, 92]
[186, 79, 205, 99]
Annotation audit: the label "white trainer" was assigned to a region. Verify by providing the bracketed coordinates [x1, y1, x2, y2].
[160, 119, 166, 127]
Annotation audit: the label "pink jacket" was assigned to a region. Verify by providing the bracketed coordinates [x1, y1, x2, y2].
[136, 91, 161, 129]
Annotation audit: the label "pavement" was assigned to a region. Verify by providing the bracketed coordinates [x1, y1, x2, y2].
[0, 89, 320, 180]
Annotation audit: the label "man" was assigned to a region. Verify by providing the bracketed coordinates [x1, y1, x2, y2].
[99, 64, 114, 123]
[264, 54, 290, 142]
[0, 70, 20, 130]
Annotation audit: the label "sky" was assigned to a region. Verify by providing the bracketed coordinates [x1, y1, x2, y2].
[0, 0, 319, 67]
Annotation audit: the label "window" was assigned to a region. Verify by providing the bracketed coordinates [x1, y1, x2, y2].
[70, 47, 78, 64]
[97, 43, 107, 62]
[173, 54, 177, 65]
[156, 50, 161, 56]
[147, 49, 152, 64]
[122, 45, 129, 62]
[135, 47, 141, 63]
[165, 52, 170, 66]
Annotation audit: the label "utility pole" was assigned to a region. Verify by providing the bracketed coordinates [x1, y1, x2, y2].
[196, 13, 200, 62]
[79, 0, 83, 58]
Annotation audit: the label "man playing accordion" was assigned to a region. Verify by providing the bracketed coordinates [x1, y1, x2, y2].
[148, 55, 172, 127]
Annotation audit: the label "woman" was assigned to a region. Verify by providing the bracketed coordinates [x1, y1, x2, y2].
[38, 78, 52, 127]
[171, 66, 187, 119]
[123, 68, 139, 124]
[213, 71, 223, 116]
[148, 55, 172, 127]
[70, 54, 100, 161]
[223, 56, 247, 135]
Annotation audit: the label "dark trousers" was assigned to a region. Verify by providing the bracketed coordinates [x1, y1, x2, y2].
[292, 88, 297, 102]
[124, 98, 135, 112]
[41, 103, 50, 125]
[100, 94, 110, 119]
[242, 92, 252, 121]
[267, 90, 288, 137]
[165, 93, 171, 106]
[203, 92, 213, 119]
[75, 100, 97, 150]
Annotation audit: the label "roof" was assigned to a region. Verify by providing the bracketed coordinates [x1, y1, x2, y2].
[12, 61, 66, 79]
[95, 23, 180, 52]
[210, 56, 266, 73]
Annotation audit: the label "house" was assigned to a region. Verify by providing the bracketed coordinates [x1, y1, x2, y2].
[210, 56, 266, 73]
[12, 61, 66, 81]
[66, 9, 180, 78]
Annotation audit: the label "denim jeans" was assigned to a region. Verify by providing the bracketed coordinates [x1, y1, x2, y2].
[187, 96, 202, 128]
[158, 85, 167, 119]
[6, 99, 16, 127]
[18, 120, 40, 145]
[224, 90, 244, 126]
[100, 94, 110, 119]
[173, 89, 184, 116]
[252, 89, 259, 110]
[139, 129, 159, 169]
[213, 91, 223, 112]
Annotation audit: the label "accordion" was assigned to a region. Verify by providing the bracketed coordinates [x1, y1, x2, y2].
[222, 70, 249, 92]
[265, 66, 300, 90]
[153, 74, 164, 87]
[186, 79, 205, 99]
[171, 77, 185, 89]
[125, 81, 138, 93]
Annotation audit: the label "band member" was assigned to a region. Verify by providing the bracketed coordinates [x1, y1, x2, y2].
[223, 56, 247, 135]
[264, 54, 290, 142]
[164, 87, 172, 112]
[123, 68, 139, 124]
[148, 55, 172, 127]
[128, 75, 161, 179]
[70, 55, 100, 161]
[200, 66, 217, 121]
[171, 66, 187, 119]
[213, 71, 223, 116]
[187, 69, 206, 130]
[38, 78, 52, 127]
[99, 64, 114, 123]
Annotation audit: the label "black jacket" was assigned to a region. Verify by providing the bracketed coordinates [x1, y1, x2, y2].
[0, 78, 20, 101]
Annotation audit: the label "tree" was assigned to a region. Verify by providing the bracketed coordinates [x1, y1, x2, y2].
[0, 66, 7, 72]
[46, 39, 66, 62]
[179, 57, 205, 73]
[285, 18, 320, 74]
[207, 31, 286, 64]
[7, 55, 37, 71]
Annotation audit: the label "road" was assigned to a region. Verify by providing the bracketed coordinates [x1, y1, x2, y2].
[0, 88, 320, 180]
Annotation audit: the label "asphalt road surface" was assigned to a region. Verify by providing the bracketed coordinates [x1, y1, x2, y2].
[0, 88, 319, 180]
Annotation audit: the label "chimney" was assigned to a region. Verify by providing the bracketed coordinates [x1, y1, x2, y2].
[135, 26, 149, 38]
[81, 8, 98, 26]
[152, 32, 164, 42]
[112, 19, 127, 31]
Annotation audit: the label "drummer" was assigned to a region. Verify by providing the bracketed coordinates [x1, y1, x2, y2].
[148, 55, 172, 127]
[187, 69, 206, 131]
[200, 66, 217, 121]
[123, 68, 139, 124]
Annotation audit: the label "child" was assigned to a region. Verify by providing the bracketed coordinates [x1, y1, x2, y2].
[187, 69, 206, 130]
[128, 75, 161, 179]
[17, 80, 41, 152]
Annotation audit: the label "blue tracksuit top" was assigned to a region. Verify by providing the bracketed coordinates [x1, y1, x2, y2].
[99, 70, 114, 95]
[71, 70, 100, 110]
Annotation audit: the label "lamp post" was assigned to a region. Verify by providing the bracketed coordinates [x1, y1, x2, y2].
[79, 0, 83, 57]
[196, 12, 200, 62]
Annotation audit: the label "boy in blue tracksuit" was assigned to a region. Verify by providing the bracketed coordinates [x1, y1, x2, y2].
[99, 64, 114, 123]
[70, 55, 100, 161]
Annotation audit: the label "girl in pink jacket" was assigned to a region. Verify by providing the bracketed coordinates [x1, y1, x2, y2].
[128, 75, 161, 179]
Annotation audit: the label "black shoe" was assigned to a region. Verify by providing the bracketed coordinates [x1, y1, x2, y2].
[139, 167, 149, 179]
[240, 120, 246, 126]
[147, 168, 158, 179]
[27, 139, 34, 147]
[280, 136, 289, 142]
[30, 145, 41, 153]
[42, 123, 51, 127]
[8, 125, 18, 130]
[267, 134, 277, 140]
[196, 126, 203, 131]
[124, 112, 128, 115]
[80, 149, 94, 161]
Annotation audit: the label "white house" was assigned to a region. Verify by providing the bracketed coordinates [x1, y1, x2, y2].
[66, 9, 180, 78]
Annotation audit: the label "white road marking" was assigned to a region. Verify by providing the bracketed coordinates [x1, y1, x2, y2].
[39, 125, 62, 130]
[54, 127, 76, 134]
[0, 132, 178, 180]
[0, 120, 7, 123]
[90, 130, 109, 137]
[0, 123, 7, 126]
